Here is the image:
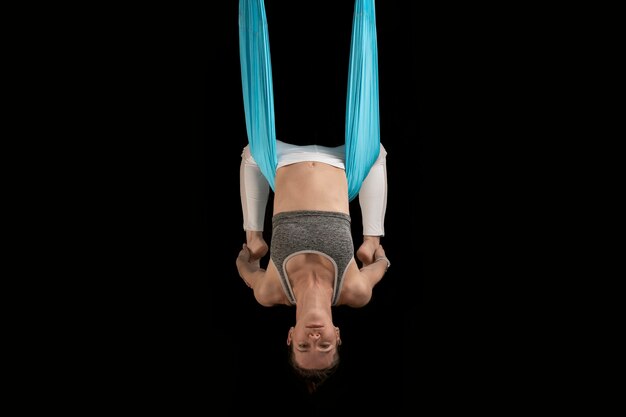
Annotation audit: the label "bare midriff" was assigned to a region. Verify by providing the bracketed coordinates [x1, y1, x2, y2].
[274, 162, 349, 215]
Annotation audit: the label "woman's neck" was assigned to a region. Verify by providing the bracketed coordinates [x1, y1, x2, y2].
[293, 278, 334, 321]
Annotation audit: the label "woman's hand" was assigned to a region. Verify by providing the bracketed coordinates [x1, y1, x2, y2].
[245, 231, 269, 261]
[373, 244, 386, 262]
[236, 243, 261, 288]
[356, 236, 380, 266]
[373, 244, 390, 272]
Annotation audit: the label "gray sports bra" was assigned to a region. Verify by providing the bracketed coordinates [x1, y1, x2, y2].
[271, 210, 354, 306]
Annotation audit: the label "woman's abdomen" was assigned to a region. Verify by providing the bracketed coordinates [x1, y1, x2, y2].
[274, 162, 349, 214]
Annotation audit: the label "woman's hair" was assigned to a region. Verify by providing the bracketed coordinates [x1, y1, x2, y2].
[287, 345, 341, 394]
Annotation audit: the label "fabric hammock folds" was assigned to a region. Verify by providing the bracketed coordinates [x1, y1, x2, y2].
[238, 0, 380, 201]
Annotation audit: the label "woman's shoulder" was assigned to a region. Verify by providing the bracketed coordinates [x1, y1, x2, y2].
[336, 262, 373, 307]
[254, 260, 291, 307]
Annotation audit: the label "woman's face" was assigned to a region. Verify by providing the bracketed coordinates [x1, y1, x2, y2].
[287, 324, 341, 369]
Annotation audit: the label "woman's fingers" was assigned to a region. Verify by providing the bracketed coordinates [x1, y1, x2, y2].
[238, 243, 250, 260]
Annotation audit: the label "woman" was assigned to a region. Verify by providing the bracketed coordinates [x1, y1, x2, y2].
[235, 0, 389, 393]
[236, 139, 390, 393]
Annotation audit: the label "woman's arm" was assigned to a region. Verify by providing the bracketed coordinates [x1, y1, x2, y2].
[236, 244, 286, 307]
[358, 144, 387, 238]
[342, 245, 390, 307]
[240, 145, 270, 235]
[236, 243, 265, 289]
[359, 244, 390, 287]
[356, 144, 388, 264]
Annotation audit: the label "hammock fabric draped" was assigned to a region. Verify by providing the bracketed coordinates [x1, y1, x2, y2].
[239, 0, 380, 201]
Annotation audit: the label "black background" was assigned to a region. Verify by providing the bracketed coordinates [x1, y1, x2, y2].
[8, 1, 621, 416]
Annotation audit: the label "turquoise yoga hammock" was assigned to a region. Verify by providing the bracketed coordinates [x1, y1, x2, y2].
[239, 0, 380, 202]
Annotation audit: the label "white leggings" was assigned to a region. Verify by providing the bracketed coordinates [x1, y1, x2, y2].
[240, 142, 388, 236]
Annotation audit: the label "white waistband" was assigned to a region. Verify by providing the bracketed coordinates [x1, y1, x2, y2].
[276, 140, 346, 170]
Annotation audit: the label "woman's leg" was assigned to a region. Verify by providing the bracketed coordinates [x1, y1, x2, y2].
[240, 145, 270, 260]
[356, 144, 388, 265]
